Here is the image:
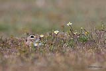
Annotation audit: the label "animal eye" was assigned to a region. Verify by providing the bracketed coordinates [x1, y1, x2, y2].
[30, 35, 34, 38]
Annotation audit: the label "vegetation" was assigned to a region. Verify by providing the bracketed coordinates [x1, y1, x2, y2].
[0, 23, 106, 71]
[0, 0, 106, 71]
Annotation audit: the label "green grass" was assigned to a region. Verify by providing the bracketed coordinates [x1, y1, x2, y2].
[0, 0, 106, 35]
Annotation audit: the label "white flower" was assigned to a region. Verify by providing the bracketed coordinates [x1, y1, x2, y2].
[54, 30, 59, 34]
[40, 34, 44, 38]
[34, 43, 39, 47]
[38, 43, 43, 46]
[81, 27, 83, 30]
[74, 32, 77, 35]
[33, 42, 43, 47]
[74, 30, 78, 35]
[67, 22, 72, 26]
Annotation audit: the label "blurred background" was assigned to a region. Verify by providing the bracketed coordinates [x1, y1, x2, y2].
[0, 0, 106, 36]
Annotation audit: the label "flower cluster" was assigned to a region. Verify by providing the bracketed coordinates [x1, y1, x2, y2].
[25, 21, 105, 48]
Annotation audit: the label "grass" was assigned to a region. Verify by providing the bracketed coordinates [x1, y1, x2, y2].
[0, 0, 106, 71]
[0, 23, 106, 71]
[0, 0, 106, 35]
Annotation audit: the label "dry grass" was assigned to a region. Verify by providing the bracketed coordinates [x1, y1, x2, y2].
[0, 0, 106, 71]
[0, 24, 106, 71]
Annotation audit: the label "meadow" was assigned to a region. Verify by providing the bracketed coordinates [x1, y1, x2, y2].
[0, 0, 106, 71]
